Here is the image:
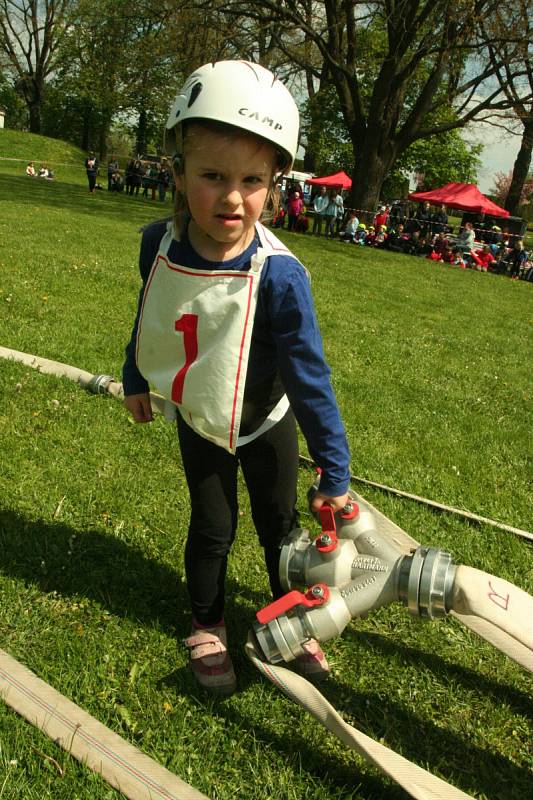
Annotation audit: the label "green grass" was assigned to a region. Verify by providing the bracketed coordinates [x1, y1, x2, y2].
[0, 143, 532, 800]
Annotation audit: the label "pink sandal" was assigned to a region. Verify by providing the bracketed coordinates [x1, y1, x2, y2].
[185, 624, 237, 696]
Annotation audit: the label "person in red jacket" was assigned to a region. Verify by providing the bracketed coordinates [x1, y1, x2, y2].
[287, 190, 304, 232]
[470, 244, 496, 273]
[373, 205, 389, 229]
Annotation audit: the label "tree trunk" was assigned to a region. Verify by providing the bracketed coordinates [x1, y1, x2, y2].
[504, 115, 533, 216]
[98, 115, 111, 162]
[136, 107, 148, 157]
[28, 103, 41, 133]
[349, 136, 398, 221]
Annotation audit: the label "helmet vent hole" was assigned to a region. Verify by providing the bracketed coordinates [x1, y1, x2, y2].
[188, 82, 203, 107]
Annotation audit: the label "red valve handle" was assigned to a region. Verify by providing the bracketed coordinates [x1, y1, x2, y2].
[256, 584, 330, 625]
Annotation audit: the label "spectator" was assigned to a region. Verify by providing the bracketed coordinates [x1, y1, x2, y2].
[452, 247, 467, 268]
[26, 161, 36, 177]
[334, 191, 345, 236]
[373, 205, 389, 229]
[38, 163, 54, 179]
[364, 225, 376, 246]
[142, 163, 158, 200]
[455, 222, 475, 252]
[324, 189, 339, 238]
[432, 231, 449, 256]
[110, 171, 124, 192]
[402, 230, 420, 255]
[339, 211, 359, 243]
[431, 204, 448, 234]
[415, 201, 432, 235]
[374, 224, 388, 248]
[387, 224, 408, 252]
[107, 158, 119, 190]
[294, 208, 310, 234]
[130, 160, 144, 197]
[312, 186, 329, 236]
[85, 152, 99, 194]
[508, 240, 528, 280]
[441, 246, 455, 264]
[157, 162, 171, 202]
[469, 244, 496, 272]
[286, 190, 304, 232]
[125, 159, 135, 195]
[354, 223, 367, 244]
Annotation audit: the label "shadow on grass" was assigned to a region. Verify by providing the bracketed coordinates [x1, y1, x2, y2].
[2, 507, 530, 799]
[0, 172, 171, 226]
[0, 507, 270, 633]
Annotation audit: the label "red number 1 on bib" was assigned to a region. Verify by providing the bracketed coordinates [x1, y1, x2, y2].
[171, 313, 198, 404]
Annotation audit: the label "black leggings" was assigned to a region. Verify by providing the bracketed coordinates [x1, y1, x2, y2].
[177, 409, 299, 625]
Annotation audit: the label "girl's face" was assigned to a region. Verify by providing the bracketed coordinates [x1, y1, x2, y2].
[177, 124, 276, 261]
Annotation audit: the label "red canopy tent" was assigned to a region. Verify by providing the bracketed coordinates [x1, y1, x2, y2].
[408, 182, 509, 217]
[306, 170, 352, 189]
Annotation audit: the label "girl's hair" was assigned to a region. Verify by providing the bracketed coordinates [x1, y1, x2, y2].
[172, 120, 283, 235]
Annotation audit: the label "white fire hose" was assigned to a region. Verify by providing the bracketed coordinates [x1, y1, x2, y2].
[1, 345, 532, 799]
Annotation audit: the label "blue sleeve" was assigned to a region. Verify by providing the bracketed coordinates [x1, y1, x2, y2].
[266, 258, 351, 496]
[121, 221, 168, 396]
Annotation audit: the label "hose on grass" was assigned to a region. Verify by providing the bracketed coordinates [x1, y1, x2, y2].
[2, 345, 530, 542]
[0, 649, 210, 800]
[245, 633, 475, 800]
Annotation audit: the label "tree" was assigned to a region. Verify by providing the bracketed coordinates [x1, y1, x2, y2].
[0, 0, 74, 132]
[219, 0, 532, 211]
[491, 170, 532, 208]
[481, 0, 532, 216]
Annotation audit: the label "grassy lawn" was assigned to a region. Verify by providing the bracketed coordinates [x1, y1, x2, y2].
[0, 152, 532, 800]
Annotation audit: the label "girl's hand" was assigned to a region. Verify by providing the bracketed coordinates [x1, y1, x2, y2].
[124, 393, 153, 423]
[310, 491, 350, 514]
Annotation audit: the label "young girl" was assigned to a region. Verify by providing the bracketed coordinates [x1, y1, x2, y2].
[122, 61, 350, 696]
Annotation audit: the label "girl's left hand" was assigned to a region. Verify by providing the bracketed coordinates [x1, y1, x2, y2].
[310, 491, 350, 514]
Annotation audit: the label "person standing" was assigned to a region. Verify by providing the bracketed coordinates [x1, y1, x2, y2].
[312, 186, 329, 235]
[122, 60, 350, 697]
[85, 152, 99, 194]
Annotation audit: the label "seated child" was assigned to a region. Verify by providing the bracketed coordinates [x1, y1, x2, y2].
[294, 209, 310, 234]
[470, 244, 496, 273]
[26, 161, 36, 177]
[340, 211, 359, 243]
[364, 225, 376, 246]
[354, 223, 367, 244]
[387, 224, 408, 252]
[374, 224, 388, 248]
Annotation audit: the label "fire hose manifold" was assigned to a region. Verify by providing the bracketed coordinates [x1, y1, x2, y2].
[252, 482, 532, 666]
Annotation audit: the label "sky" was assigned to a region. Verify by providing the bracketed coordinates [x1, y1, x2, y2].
[465, 123, 522, 195]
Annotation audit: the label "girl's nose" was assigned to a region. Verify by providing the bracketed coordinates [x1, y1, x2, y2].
[223, 185, 242, 206]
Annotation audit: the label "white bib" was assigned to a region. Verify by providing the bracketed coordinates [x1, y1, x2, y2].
[136, 223, 290, 453]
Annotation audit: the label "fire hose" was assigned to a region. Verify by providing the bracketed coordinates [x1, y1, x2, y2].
[246, 487, 532, 799]
[1, 345, 532, 799]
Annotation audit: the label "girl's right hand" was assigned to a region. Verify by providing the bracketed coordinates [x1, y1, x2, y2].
[124, 393, 153, 423]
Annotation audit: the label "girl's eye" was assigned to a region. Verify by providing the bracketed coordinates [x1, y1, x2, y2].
[203, 172, 221, 180]
[244, 176, 264, 185]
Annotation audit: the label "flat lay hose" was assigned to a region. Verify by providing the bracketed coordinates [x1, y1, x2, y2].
[0, 649, 210, 800]
[245, 633, 475, 800]
[2, 345, 532, 797]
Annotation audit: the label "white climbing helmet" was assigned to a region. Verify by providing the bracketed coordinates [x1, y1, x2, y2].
[164, 60, 299, 171]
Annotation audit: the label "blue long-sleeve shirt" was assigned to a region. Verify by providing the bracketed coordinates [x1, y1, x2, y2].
[123, 220, 350, 496]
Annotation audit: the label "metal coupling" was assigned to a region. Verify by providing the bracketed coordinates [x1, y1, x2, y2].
[397, 546, 456, 619]
[86, 374, 115, 395]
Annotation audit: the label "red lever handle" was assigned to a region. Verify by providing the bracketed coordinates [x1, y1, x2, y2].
[256, 584, 330, 625]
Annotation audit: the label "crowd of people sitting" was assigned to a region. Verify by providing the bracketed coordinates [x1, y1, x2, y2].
[273, 182, 532, 282]
[25, 161, 54, 180]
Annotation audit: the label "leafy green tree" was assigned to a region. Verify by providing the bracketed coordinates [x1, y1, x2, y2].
[221, 0, 531, 211]
[0, 0, 74, 132]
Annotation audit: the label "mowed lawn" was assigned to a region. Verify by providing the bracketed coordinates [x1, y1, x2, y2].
[0, 159, 532, 800]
